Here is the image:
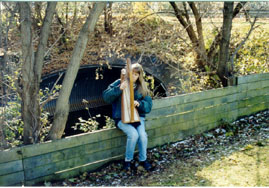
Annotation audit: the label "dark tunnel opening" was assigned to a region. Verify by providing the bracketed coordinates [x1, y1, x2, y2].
[41, 65, 167, 137]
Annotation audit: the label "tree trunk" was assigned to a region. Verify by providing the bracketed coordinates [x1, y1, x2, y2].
[19, 2, 56, 144]
[47, 2, 106, 140]
[170, 2, 207, 69]
[104, 2, 113, 35]
[20, 2, 36, 144]
[218, 2, 234, 87]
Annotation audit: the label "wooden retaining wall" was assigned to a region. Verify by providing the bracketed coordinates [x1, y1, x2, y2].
[0, 73, 268, 186]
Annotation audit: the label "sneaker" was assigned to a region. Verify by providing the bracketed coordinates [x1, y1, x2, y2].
[123, 161, 132, 171]
[140, 160, 152, 171]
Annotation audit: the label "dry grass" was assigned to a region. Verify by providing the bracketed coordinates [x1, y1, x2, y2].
[136, 140, 269, 186]
[197, 142, 269, 186]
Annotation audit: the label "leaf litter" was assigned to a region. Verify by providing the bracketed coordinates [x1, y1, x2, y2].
[48, 109, 269, 186]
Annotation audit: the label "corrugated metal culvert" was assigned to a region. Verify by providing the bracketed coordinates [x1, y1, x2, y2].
[41, 64, 167, 136]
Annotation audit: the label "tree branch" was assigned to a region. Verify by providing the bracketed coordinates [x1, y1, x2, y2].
[207, 2, 247, 63]
[188, 2, 206, 58]
[188, 2, 203, 39]
[40, 73, 63, 110]
[230, 17, 258, 72]
[35, 2, 57, 82]
[44, 29, 67, 60]
[170, 2, 198, 46]
[233, 2, 247, 19]
[182, 2, 191, 25]
[40, 92, 59, 109]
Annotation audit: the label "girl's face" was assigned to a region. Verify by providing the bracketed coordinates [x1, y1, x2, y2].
[132, 71, 139, 82]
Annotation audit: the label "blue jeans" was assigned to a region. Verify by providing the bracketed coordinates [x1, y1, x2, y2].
[117, 117, 148, 162]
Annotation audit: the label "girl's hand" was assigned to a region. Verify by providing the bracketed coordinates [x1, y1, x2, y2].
[134, 100, 140, 107]
[120, 81, 128, 90]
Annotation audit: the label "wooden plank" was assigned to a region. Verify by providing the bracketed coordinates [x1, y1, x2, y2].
[22, 127, 124, 158]
[24, 154, 124, 186]
[235, 86, 268, 104]
[23, 135, 126, 170]
[149, 92, 241, 119]
[147, 108, 238, 144]
[0, 171, 24, 186]
[262, 79, 269, 88]
[237, 80, 269, 95]
[237, 74, 251, 84]
[24, 145, 126, 181]
[150, 92, 237, 118]
[152, 86, 237, 109]
[146, 99, 241, 134]
[150, 83, 264, 119]
[0, 147, 22, 164]
[148, 122, 217, 149]
[246, 86, 269, 98]
[238, 94, 268, 109]
[247, 80, 269, 91]
[248, 102, 268, 114]
[146, 101, 239, 130]
[148, 134, 176, 148]
[237, 73, 269, 84]
[148, 107, 241, 149]
[238, 102, 268, 118]
[237, 83, 248, 92]
[0, 160, 23, 176]
[244, 95, 267, 107]
[247, 80, 262, 90]
[177, 122, 218, 139]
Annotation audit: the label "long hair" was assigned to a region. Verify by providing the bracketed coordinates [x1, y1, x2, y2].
[132, 63, 150, 97]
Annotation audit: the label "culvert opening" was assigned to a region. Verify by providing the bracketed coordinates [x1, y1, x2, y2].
[41, 65, 167, 137]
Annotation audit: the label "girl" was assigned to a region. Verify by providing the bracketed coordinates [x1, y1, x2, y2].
[103, 63, 153, 171]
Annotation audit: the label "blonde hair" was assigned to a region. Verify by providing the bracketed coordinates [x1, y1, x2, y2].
[132, 63, 150, 97]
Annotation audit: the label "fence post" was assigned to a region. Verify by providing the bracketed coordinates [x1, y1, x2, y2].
[228, 76, 238, 86]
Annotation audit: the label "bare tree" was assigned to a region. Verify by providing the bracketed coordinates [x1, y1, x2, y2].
[19, 2, 57, 144]
[47, 2, 106, 140]
[170, 2, 247, 86]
